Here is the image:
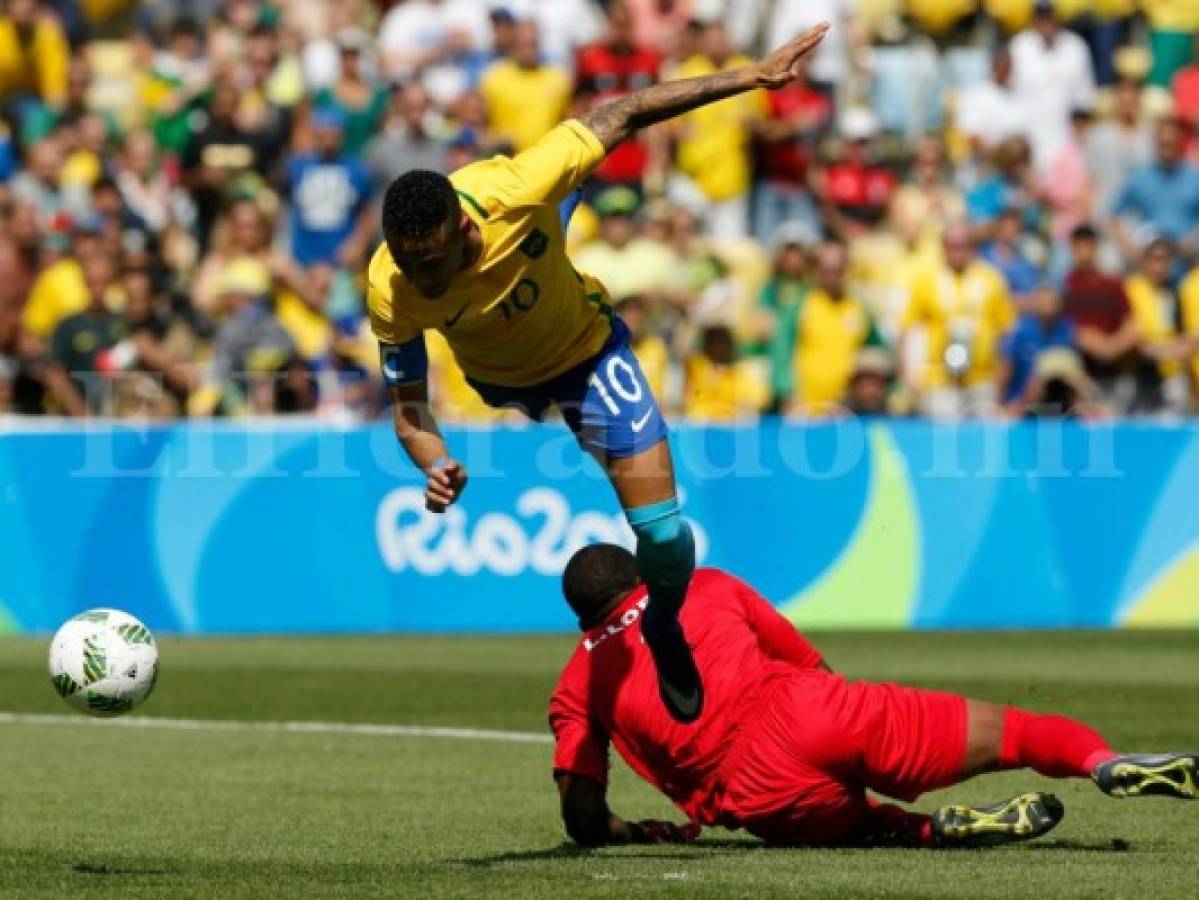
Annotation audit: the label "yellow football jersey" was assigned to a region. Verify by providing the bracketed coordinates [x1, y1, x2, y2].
[367, 120, 614, 388]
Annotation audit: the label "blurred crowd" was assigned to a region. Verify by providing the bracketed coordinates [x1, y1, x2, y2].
[0, 0, 1198, 422]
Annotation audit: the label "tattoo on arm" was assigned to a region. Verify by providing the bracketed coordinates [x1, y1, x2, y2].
[578, 22, 830, 151]
[579, 66, 758, 151]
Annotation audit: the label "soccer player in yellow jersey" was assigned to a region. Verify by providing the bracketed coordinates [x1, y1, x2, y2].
[367, 22, 830, 724]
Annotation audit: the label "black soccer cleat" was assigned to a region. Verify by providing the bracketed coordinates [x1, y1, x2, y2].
[932, 792, 1064, 849]
[643, 621, 704, 724]
[1093, 754, 1199, 800]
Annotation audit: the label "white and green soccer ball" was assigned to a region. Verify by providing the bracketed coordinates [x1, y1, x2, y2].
[48, 609, 159, 717]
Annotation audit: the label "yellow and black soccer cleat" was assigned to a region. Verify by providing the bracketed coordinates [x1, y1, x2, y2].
[1093, 754, 1199, 800]
[932, 792, 1064, 848]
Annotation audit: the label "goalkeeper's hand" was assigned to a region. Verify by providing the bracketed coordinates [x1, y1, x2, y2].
[628, 819, 701, 844]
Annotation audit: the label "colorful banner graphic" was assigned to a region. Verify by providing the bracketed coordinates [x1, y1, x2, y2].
[0, 420, 1196, 634]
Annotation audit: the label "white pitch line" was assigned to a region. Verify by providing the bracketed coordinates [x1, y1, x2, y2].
[0, 711, 552, 745]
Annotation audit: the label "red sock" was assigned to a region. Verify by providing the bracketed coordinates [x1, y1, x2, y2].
[863, 798, 935, 848]
[998, 707, 1115, 779]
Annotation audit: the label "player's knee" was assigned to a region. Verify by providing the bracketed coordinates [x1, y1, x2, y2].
[627, 497, 695, 590]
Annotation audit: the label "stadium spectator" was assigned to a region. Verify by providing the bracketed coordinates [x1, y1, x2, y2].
[115, 130, 189, 236]
[966, 135, 1044, 235]
[1022, 346, 1107, 418]
[201, 258, 297, 416]
[752, 53, 829, 243]
[108, 262, 196, 418]
[867, 15, 942, 142]
[1061, 223, 1140, 405]
[43, 253, 124, 416]
[1124, 236, 1199, 412]
[621, 292, 669, 402]
[10, 135, 72, 222]
[1111, 118, 1199, 264]
[0, 0, 69, 112]
[1174, 35, 1199, 128]
[0, 198, 41, 310]
[753, 221, 816, 392]
[669, 20, 764, 240]
[20, 213, 103, 348]
[0, 0, 1192, 426]
[22, 55, 99, 146]
[509, 0, 603, 73]
[192, 199, 323, 371]
[1085, 77, 1154, 222]
[1009, 0, 1096, 172]
[900, 224, 1015, 419]
[772, 239, 880, 417]
[1182, 260, 1199, 400]
[573, 0, 661, 197]
[571, 186, 675, 302]
[364, 83, 449, 194]
[764, 0, 856, 93]
[956, 44, 1028, 157]
[842, 346, 895, 417]
[1045, 107, 1097, 246]
[624, 0, 692, 56]
[998, 281, 1077, 413]
[283, 107, 373, 268]
[312, 28, 388, 159]
[683, 323, 766, 421]
[980, 207, 1042, 304]
[816, 107, 897, 241]
[890, 136, 965, 244]
[377, 0, 491, 105]
[1144, 0, 1199, 89]
[181, 76, 280, 248]
[480, 20, 571, 153]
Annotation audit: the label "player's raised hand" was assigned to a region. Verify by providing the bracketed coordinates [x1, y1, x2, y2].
[425, 458, 468, 513]
[630, 819, 702, 844]
[753, 22, 831, 90]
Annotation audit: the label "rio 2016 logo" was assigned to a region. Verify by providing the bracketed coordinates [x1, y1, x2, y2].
[375, 487, 708, 576]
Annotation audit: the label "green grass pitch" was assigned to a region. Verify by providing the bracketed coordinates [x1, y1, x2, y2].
[2, 631, 1197, 898]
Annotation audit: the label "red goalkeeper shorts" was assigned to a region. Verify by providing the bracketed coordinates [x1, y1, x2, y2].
[719, 671, 968, 845]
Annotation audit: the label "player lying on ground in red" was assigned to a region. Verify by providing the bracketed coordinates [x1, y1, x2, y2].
[549, 545, 1199, 848]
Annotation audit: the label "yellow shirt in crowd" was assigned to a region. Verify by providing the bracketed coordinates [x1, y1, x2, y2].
[683, 355, 768, 421]
[632, 333, 670, 402]
[21, 258, 88, 339]
[368, 120, 613, 388]
[985, 0, 1135, 32]
[902, 260, 1015, 389]
[0, 15, 68, 105]
[673, 54, 766, 203]
[793, 290, 878, 412]
[1182, 269, 1199, 388]
[480, 60, 572, 153]
[904, 0, 979, 37]
[570, 238, 678, 302]
[1142, 0, 1199, 31]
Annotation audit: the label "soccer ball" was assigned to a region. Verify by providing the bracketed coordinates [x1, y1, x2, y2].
[48, 609, 159, 717]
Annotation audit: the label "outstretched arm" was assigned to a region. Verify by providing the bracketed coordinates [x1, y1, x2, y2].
[555, 774, 700, 848]
[578, 22, 830, 151]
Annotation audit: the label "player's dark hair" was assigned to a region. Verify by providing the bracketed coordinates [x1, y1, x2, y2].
[381, 170, 460, 256]
[562, 544, 641, 630]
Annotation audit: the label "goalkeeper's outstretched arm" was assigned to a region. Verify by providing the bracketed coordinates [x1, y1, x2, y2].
[578, 22, 830, 152]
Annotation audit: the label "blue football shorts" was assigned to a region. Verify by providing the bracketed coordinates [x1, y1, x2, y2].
[467, 317, 669, 460]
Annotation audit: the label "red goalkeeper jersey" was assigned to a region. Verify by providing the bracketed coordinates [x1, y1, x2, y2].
[548, 568, 824, 825]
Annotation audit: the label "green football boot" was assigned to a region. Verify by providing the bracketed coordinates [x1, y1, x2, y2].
[1093, 754, 1199, 800]
[932, 792, 1065, 848]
